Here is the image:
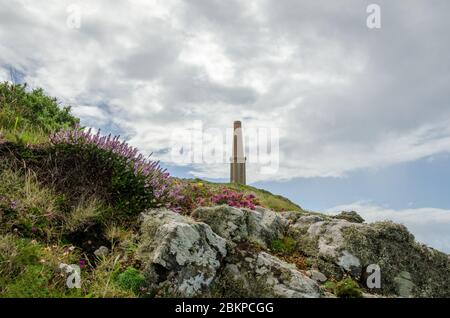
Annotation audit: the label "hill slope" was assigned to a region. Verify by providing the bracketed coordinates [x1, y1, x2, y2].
[1, 82, 449, 298]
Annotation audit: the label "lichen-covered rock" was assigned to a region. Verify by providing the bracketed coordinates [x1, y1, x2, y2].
[211, 249, 321, 298]
[192, 205, 288, 248]
[191, 205, 248, 243]
[287, 214, 450, 297]
[333, 211, 365, 223]
[341, 221, 450, 297]
[286, 216, 363, 279]
[306, 269, 327, 283]
[136, 206, 450, 298]
[137, 208, 227, 297]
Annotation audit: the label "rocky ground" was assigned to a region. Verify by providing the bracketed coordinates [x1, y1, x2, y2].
[136, 206, 450, 298]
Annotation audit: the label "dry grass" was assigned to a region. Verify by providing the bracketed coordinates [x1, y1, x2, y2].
[63, 197, 103, 232]
[86, 250, 136, 298]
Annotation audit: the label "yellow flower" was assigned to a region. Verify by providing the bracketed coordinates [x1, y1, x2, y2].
[197, 182, 203, 187]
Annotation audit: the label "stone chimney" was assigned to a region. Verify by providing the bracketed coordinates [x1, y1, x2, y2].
[230, 120, 246, 184]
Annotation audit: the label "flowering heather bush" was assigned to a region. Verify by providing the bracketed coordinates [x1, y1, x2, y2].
[175, 182, 214, 213]
[49, 125, 183, 213]
[211, 188, 259, 210]
[177, 182, 260, 213]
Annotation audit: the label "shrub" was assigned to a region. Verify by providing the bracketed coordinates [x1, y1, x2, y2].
[0, 82, 78, 143]
[211, 188, 259, 210]
[334, 278, 363, 298]
[175, 181, 215, 213]
[176, 182, 261, 214]
[49, 126, 183, 214]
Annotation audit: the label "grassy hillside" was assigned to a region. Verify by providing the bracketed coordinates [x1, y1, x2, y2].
[180, 179, 303, 212]
[0, 82, 305, 297]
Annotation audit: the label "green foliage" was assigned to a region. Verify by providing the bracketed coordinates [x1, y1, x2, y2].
[0, 234, 82, 297]
[180, 179, 303, 212]
[0, 82, 78, 144]
[334, 278, 363, 298]
[270, 237, 297, 254]
[49, 143, 156, 216]
[115, 267, 146, 294]
[0, 235, 40, 282]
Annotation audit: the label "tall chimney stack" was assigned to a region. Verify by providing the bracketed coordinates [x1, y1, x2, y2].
[230, 121, 246, 184]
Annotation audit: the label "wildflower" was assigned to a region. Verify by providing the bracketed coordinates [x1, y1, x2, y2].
[79, 259, 86, 269]
[9, 201, 17, 209]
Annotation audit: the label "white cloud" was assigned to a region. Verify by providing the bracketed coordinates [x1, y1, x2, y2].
[1, 0, 450, 182]
[71, 105, 108, 123]
[0, 68, 9, 82]
[326, 202, 450, 253]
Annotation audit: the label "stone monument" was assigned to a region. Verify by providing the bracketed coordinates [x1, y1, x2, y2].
[230, 121, 246, 184]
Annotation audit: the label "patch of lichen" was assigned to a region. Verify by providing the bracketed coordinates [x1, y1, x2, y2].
[287, 227, 320, 258]
[210, 249, 274, 298]
[342, 221, 450, 297]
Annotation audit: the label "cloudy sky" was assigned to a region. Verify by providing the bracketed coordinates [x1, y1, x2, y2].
[1, 0, 450, 252]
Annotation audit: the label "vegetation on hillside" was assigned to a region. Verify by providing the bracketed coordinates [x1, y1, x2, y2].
[0, 82, 78, 144]
[177, 179, 303, 213]
[1, 82, 311, 297]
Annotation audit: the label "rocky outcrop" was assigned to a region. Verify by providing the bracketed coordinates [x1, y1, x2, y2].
[285, 211, 450, 297]
[333, 211, 365, 223]
[191, 205, 288, 248]
[211, 250, 320, 298]
[138, 207, 320, 298]
[137, 206, 450, 298]
[137, 208, 227, 297]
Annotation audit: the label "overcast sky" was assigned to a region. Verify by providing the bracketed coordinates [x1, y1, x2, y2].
[1, 0, 450, 252]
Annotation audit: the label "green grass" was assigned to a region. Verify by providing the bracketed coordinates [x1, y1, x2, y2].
[0, 166, 144, 298]
[270, 237, 297, 254]
[0, 234, 83, 297]
[115, 267, 146, 294]
[0, 168, 63, 238]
